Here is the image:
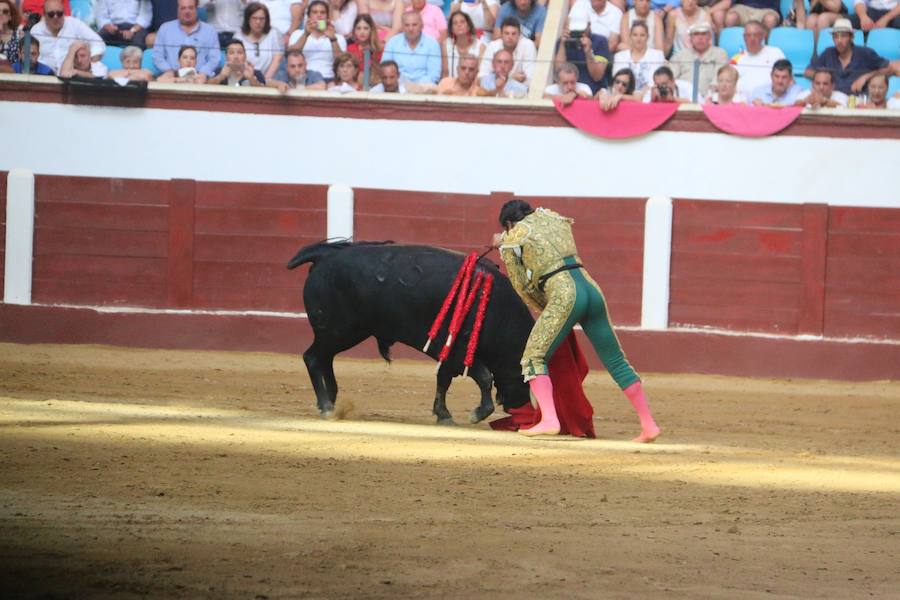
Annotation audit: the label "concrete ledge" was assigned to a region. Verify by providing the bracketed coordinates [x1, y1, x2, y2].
[3, 303, 898, 382]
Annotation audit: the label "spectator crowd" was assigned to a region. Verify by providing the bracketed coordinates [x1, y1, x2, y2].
[0, 0, 899, 108]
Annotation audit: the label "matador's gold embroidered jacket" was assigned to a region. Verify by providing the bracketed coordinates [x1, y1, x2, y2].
[498, 208, 579, 312]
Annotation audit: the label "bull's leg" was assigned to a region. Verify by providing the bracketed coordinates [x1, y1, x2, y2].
[303, 347, 336, 417]
[433, 367, 455, 426]
[467, 360, 496, 424]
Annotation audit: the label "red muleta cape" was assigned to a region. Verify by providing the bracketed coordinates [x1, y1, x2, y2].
[489, 332, 595, 438]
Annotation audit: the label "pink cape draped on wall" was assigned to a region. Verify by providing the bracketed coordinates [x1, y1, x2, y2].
[553, 98, 679, 139]
[489, 333, 596, 438]
[701, 104, 803, 137]
[554, 97, 803, 139]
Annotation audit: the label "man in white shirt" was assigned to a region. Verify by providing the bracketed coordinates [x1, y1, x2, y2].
[731, 20, 785, 96]
[370, 60, 408, 93]
[849, 0, 900, 30]
[567, 0, 623, 50]
[543, 62, 593, 104]
[480, 17, 537, 89]
[95, 0, 153, 48]
[669, 22, 728, 98]
[796, 68, 849, 107]
[30, 0, 107, 74]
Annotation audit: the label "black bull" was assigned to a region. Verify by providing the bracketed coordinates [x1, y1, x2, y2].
[287, 240, 534, 424]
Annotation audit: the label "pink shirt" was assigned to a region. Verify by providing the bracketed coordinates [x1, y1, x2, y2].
[406, 5, 447, 41]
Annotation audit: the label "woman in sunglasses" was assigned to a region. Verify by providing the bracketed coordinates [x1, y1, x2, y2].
[235, 2, 284, 82]
[597, 67, 639, 110]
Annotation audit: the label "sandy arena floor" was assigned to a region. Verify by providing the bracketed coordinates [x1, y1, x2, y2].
[0, 342, 898, 599]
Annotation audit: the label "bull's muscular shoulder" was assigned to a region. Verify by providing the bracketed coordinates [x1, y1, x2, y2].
[499, 221, 532, 249]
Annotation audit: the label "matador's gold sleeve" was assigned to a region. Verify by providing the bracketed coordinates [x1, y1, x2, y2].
[499, 224, 545, 311]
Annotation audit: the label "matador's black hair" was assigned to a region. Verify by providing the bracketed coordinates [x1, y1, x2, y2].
[498, 199, 534, 228]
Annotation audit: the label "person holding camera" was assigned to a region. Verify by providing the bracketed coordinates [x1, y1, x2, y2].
[645, 65, 690, 102]
[207, 37, 265, 85]
[554, 24, 611, 95]
[287, 0, 346, 81]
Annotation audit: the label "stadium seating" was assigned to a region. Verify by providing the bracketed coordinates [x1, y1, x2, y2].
[101, 47, 123, 72]
[780, 0, 810, 20]
[866, 28, 900, 61]
[816, 27, 864, 55]
[889, 76, 900, 98]
[768, 27, 814, 74]
[794, 75, 811, 90]
[718, 27, 744, 57]
[141, 50, 158, 75]
[70, 0, 94, 27]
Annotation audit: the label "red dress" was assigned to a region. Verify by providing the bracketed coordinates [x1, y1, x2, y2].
[346, 42, 382, 82]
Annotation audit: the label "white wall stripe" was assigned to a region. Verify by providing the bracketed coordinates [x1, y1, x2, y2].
[3, 168, 35, 305]
[641, 196, 673, 330]
[327, 184, 354, 241]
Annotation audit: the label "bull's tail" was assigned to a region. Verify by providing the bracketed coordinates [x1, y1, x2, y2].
[286, 239, 394, 270]
[286, 239, 352, 270]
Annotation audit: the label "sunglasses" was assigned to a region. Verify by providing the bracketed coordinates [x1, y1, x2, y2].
[45, 10, 64, 17]
[253, 42, 259, 57]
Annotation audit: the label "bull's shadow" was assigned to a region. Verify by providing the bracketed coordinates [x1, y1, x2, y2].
[287, 240, 534, 425]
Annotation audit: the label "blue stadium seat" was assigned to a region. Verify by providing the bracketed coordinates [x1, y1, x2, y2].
[817, 27, 864, 55]
[70, 0, 94, 26]
[794, 75, 812, 90]
[889, 76, 900, 98]
[841, 0, 854, 12]
[866, 28, 900, 61]
[768, 27, 814, 74]
[718, 27, 744, 57]
[102, 47, 122, 71]
[780, 0, 810, 19]
[198, 6, 209, 21]
[141, 49, 159, 75]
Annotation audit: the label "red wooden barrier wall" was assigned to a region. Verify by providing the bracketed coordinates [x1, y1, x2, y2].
[5, 173, 900, 342]
[825, 206, 900, 339]
[669, 199, 819, 335]
[32, 175, 171, 307]
[191, 181, 326, 311]
[26, 175, 327, 312]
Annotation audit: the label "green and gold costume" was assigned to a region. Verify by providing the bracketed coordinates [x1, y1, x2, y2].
[499, 208, 641, 389]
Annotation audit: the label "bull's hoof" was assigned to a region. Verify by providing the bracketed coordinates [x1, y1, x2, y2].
[469, 405, 495, 424]
[436, 417, 456, 426]
[320, 409, 334, 419]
